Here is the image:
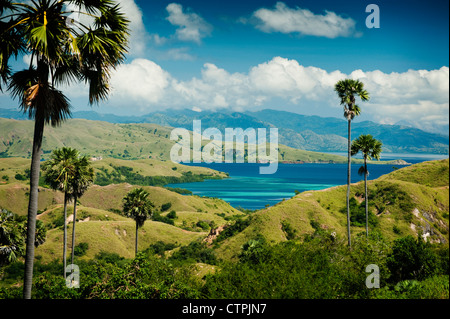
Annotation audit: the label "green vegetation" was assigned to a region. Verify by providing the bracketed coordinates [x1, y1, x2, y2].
[0, 117, 405, 165]
[122, 188, 154, 257]
[94, 164, 223, 186]
[0, 130, 447, 300]
[1, 229, 447, 299]
[0, 0, 130, 299]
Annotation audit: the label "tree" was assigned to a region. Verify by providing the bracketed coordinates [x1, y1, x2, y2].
[0, 210, 25, 267]
[122, 188, 154, 257]
[42, 147, 78, 278]
[0, 0, 129, 298]
[69, 155, 94, 267]
[0, 211, 46, 267]
[334, 79, 369, 248]
[351, 134, 382, 237]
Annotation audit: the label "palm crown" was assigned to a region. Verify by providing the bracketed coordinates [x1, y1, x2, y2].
[1, 0, 129, 299]
[334, 79, 369, 121]
[0, 0, 130, 122]
[123, 188, 154, 228]
[351, 134, 382, 162]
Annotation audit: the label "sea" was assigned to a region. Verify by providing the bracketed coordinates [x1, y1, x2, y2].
[166, 153, 449, 210]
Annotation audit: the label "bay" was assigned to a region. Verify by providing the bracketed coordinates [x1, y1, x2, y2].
[167, 154, 448, 210]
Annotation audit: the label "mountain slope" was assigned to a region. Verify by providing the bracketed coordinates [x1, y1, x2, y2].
[214, 159, 449, 260]
[1, 118, 383, 164]
[249, 109, 449, 153]
[1, 107, 448, 154]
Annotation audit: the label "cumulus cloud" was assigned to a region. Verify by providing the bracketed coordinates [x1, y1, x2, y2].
[78, 56, 448, 135]
[109, 59, 171, 109]
[118, 0, 150, 56]
[349, 67, 449, 132]
[248, 2, 358, 38]
[166, 3, 212, 44]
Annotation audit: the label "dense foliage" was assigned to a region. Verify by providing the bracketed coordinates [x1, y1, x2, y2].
[95, 165, 221, 187]
[1, 229, 447, 299]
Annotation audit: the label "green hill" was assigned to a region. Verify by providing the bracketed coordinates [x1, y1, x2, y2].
[0, 117, 406, 165]
[0, 156, 243, 262]
[213, 159, 449, 260]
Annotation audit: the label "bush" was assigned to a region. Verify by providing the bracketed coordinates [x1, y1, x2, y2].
[74, 242, 89, 257]
[196, 221, 210, 231]
[341, 198, 379, 228]
[281, 220, 297, 240]
[161, 202, 172, 212]
[147, 241, 177, 257]
[170, 241, 217, 265]
[167, 210, 177, 219]
[94, 251, 125, 265]
[152, 212, 174, 225]
[238, 235, 269, 264]
[214, 218, 251, 243]
[387, 235, 440, 282]
[14, 173, 27, 181]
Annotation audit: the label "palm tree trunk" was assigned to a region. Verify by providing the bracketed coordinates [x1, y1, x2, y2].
[23, 113, 45, 299]
[135, 221, 139, 257]
[71, 195, 78, 266]
[364, 156, 369, 237]
[346, 118, 352, 248]
[63, 193, 68, 279]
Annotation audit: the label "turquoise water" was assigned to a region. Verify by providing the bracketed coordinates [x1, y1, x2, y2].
[167, 154, 448, 210]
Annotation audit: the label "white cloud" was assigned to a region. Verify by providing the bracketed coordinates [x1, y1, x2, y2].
[249, 2, 358, 38]
[69, 56, 448, 135]
[109, 59, 171, 108]
[117, 0, 150, 56]
[166, 3, 212, 44]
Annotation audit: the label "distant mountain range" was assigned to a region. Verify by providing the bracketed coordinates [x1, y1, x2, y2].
[1, 107, 448, 154]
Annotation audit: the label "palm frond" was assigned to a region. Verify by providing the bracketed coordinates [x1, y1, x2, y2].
[358, 165, 367, 176]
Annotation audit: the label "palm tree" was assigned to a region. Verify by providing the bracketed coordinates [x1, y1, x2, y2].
[0, 0, 129, 298]
[351, 134, 382, 237]
[42, 147, 78, 278]
[122, 188, 154, 257]
[334, 79, 369, 248]
[69, 155, 94, 267]
[0, 211, 46, 267]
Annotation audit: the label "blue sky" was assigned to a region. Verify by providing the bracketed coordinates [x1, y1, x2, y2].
[1, 0, 449, 134]
[138, 0, 448, 74]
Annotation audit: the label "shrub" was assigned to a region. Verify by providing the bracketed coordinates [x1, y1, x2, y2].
[74, 242, 89, 257]
[281, 220, 297, 240]
[167, 210, 177, 219]
[152, 212, 174, 225]
[387, 235, 439, 282]
[147, 241, 177, 257]
[161, 202, 172, 212]
[214, 218, 251, 243]
[170, 241, 217, 265]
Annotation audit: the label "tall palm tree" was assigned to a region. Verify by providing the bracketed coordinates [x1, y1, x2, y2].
[351, 134, 382, 237]
[0, 0, 129, 298]
[122, 188, 154, 257]
[69, 155, 94, 267]
[42, 147, 78, 278]
[334, 79, 369, 248]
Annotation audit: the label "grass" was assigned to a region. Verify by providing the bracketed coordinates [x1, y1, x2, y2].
[214, 159, 449, 261]
[36, 218, 206, 262]
[379, 159, 449, 187]
[0, 118, 404, 164]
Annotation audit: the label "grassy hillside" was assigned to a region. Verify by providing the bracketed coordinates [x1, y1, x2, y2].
[0, 157, 228, 214]
[36, 205, 207, 262]
[0, 155, 244, 262]
[0, 117, 404, 165]
[32, 182, 243, 262]
[214, 159, 449, 260]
